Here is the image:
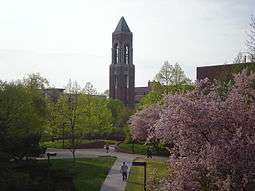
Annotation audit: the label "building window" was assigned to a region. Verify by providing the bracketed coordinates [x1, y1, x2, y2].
[114, 75, 117, 97]
[114, 44, 119, 64]
[125, 75, 129, 88]
[124, 45, 129, 64]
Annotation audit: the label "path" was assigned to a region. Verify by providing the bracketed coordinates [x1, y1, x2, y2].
[100, 155, 135, 191]
[45, 146, 167, 191]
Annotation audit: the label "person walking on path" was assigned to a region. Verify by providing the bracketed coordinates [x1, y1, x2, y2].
[120, 162, 128, 181]
[105, 143, 109, 153]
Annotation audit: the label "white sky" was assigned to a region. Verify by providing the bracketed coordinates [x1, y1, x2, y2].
[0, 0, 254, 92]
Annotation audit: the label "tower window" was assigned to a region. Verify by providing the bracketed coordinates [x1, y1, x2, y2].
[114, 44, 119, 64]
[126, 75, 129, 88]
[124, 45, 129, 64]
[114, 75, 117, 97]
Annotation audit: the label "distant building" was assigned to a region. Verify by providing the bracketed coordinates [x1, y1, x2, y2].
[43, 88, 65, 102]
[134, 87, 150, 103]
[197, 62, 255, 81]
[109, 17, 149, 107]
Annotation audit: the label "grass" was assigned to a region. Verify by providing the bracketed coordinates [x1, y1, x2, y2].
[47, 156, 116, 191]
[125, 158, 168, 191]
[41, 139, 92, 149]
[118, 143, 147, 155]
[118, 143, 169, 156]
[41, 139, 119, 149]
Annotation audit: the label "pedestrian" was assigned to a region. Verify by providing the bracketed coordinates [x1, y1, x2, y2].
[120, 162, 128, 181]
[105, 143, 109, 153]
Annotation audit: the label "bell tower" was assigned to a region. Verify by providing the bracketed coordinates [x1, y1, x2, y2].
[109, 17, 135, 107]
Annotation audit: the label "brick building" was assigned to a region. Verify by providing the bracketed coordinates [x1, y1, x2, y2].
[197, 62, 255, 81]
[109, 17, 149, 107]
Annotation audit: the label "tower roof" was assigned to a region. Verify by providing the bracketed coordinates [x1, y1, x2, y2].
[114, 17, 131, 33]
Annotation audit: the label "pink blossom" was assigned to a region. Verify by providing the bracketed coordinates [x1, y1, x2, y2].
[131, 69, 255, 190]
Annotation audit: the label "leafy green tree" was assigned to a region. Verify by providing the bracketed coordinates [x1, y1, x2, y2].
[47, 80, 113, 161]
[82, 82, 98, 95]
[137, 81, 194, 110]
[155, 61, 191, 85]
[60, 80, 83, 162]
[0, 81, 46, 161]
[137, 91, 162, 110]
[45, 98, 68, 148]
[22, 73, 49, 89]
[107, 99, 130, 128]
[79, 96, 113, 136]
[137, 63, 193, 109]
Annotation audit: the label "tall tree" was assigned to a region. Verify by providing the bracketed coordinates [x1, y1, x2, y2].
[46, 98, 67, 148]
[247, 15, 255, 58]
[0, 81, 46, 161]
[22, 73, 49, 90]
[107, 99, 130, 128]
[62, 80, 83, 162]
[83, 82, 97, 95]
[155, 61, 190, 85]
[137, 82, 194, 110]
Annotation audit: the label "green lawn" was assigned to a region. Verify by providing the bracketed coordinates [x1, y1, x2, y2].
[48, 156, 116, 191]
[118, 143, 147, 155]
[41, 139, 118, 149]
[118, 143, 169, 156]
[125, 158, 168, 191]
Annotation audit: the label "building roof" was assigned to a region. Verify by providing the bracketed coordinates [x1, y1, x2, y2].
[114, 17, 131, 33]
[197, 62, 255, 81]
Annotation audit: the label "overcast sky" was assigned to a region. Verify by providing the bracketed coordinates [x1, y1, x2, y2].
[0, 0, 254, 92]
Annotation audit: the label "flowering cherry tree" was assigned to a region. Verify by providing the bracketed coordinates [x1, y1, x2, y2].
[130, 104, 161, 141]
[130, 70, 255, 191]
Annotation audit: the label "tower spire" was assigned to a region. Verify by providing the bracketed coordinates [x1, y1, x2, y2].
[114, 17, 131, 33]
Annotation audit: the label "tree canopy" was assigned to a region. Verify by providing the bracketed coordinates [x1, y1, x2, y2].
[155, 61, 191, 85]
[137, 63, 194, 110]
[130, 69, 255, 190]
[0, 80, 46, 161]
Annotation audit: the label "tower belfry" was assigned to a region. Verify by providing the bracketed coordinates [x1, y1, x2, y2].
[109, 17, 135, 107]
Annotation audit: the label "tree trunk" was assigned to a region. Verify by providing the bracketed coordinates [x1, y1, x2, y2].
[71, 123, 75, 162]
[72, 149, 76, 162]
[62, 126, 65, 149]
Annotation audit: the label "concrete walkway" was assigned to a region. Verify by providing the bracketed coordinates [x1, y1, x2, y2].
[100, 157, 135, 191]
[44, 146, 168, 191]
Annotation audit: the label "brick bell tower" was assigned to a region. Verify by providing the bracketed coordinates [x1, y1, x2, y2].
[109, 17, 135, 107]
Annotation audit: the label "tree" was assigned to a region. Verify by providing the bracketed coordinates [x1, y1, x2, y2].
[58, 80, 84, 162]
[247, 15, 255, 58]
[83, 97, 112, 135]
[107, 99, 130, 128]
[0, 81, 46, 161]
[136, 91, 162, 110]
[83, 82, 97, 95]
[130, 104, 161, 141]
[47, 80, 113, 160]
[22, 73, 49, 90]
[137, 81, 194, 110]
[46, 97, 67, 148]
[233, 52, 244, 63]
[130, 69, 255, 190]
[155, 61, 190, 85]
[103, 89, 109, 98]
